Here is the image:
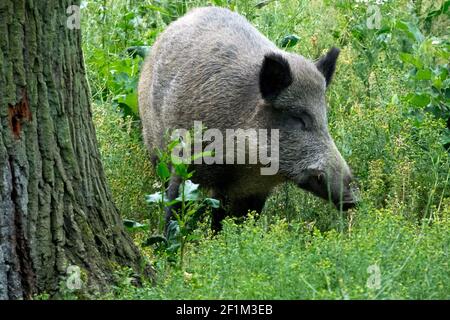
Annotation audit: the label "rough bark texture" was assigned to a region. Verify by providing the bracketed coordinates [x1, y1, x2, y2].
[0, 0, 145, 299]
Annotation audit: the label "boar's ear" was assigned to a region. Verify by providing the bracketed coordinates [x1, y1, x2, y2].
[316, 47, 340, 87]
[259, 53, 293, 100]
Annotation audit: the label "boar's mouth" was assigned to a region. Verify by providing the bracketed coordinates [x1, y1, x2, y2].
[297, 170, 359, 211]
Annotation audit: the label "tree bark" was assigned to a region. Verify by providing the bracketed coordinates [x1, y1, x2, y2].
[0, 0, 146, 299]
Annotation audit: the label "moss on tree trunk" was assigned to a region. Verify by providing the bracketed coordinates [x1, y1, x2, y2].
[0, 0, 148, 299]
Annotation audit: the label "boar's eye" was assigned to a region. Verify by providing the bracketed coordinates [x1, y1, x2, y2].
[292, 115, 306, 129]
[290, 112, 311, 130]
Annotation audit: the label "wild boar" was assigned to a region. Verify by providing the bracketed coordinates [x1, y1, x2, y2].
[138, 6, 358, 231]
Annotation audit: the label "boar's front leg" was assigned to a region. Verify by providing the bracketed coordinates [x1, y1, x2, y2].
[164, 175, 181, 235]
[211, 206, 227, 234]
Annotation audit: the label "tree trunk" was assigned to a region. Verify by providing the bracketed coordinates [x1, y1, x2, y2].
[0, 0, 146, 299]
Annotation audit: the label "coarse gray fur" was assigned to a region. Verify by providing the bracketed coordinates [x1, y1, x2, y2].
[139, 6, 358, 230]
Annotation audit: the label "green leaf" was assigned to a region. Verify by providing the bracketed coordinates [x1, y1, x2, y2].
[399, 53, 423, 69]
[126, 46, 151, 59]
[280, 35, 300, 48]
[204, 198, 220, 208]
[255, 0, 271, 9]
[350, 24, 366, 42]
[407, 93, 431, 108]
[145, 192, 164, 203]
[117, 91, 138, 115]
[441, 129, 450, 145]
[166, 220, 180, 244]
[123, 219, 149, 231]
[174, 163, 189, 179]
[415, 69, 432, 80]
[167, 138, 181, 152]
[166, 243, 181, 253]
[157, 162, 171, 180]
[166, 199, 181, 207]
[395, 21, 424, 43]
[376, 25, 391, 35]
[143, 235, 167, 247]
[176, 180, 200, 202]
[186, 234, 201, 242]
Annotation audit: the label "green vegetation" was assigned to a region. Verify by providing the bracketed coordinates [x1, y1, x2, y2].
[93, 103, 154, 222]
[84, 0, 450, 299]
[143, 133, 220, 267]
[106, 212, 450, 299]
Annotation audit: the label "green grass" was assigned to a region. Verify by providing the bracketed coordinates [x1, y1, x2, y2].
[106, 211, 450, 299]
[93, 103, 155, 222]
[84, 0, 450, 299]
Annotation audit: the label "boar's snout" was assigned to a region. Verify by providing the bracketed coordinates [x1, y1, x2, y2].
[336, 174, 360, 211]
[298, 169, 359, 211]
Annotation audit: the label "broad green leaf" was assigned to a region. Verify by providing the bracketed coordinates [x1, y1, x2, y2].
[174, 164, 190, 179]
[143, 235, 167, 247]
[173, 163, 185, 177]
[204, 198, 221, 208]
[166, 243, 181, 253]
[157, 162, 171, 180]
[166, 220, 180, 244]
[407, 93, 431, 108]
[126, 46, 151, 59]
[280, 35, 300, 48]
[123, 219, 149, 231]
[415, 69, 432, 80]
[117, 91, 138, 115]
[442, 129, 450, 145]
[396, 20, 424, 43]
[145, 192, 164, 203]
[399, 53, 423, 69]
[176, 180, 200, 201]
